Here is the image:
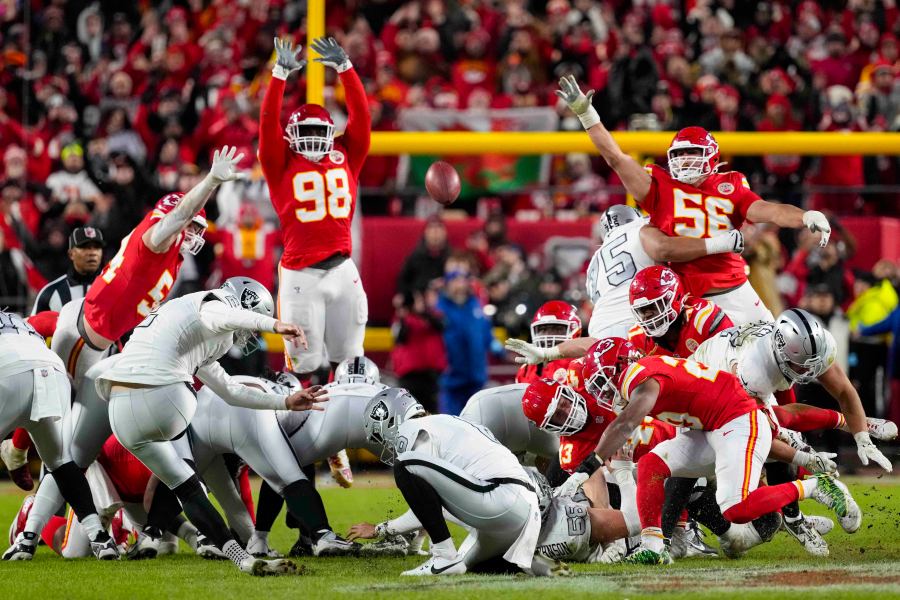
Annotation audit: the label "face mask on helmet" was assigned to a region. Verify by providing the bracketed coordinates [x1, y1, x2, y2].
[771, 321, 836, 384]
[181, 220, 207, 256]
[364, 391, 425, 465]
[286, 120, 334, 162]
[667, 146, 714, 185]
[584, 364, 623, 411]
[540, 384, 588, 436]
[531, 323, 572, 349]
[631, 290, 679, 337]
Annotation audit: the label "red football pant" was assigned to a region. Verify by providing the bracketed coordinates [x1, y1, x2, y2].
[772, 403, 844, 432]
[722, 482, 801, 524]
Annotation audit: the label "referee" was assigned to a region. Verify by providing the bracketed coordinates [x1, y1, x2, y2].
[31, 226, 104, 314]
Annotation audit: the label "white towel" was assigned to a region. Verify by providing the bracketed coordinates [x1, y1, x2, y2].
[29, 367, 68, 422]
[85, 462, 123, 520]
[503, 494, 542, 570]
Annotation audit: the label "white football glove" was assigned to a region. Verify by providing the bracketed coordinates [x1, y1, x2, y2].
[505, 338, 560, 365]
[310, 36, 351, 73]
[272, 38, 306, 80]
[855, 431, 893, 472]
[704, 229, 744, 255]
[802, 210, 831, 247]
[208, 146, 245, 184]
[555, 75, 600, 129]
[791, 449, 838, 474]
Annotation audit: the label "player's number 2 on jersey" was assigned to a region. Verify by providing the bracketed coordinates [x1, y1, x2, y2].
[673, 189, 735, 238]
[597, 235, 636, 287]
[292, 168, 352, 223]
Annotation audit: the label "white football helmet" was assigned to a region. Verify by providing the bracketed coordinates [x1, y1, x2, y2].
[220, 276, 274, 355]
[772, 309, 836, 384]
[334, 357, 380, 386]
[363, 388, 425, 465]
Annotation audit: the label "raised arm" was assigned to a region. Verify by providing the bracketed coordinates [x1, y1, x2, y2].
[556, 75, 651, 203]
[640, 225, 744, 263]
[144, 146, 243, 253]
[310, 37, 371, 176]
[505, 335, 597, 365]
[745, 200, 831, 247]
[260, 38, 306, 179]
[594, 378, 658, 460]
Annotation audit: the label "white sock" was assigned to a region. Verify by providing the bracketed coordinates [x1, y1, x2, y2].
[430, 538, 457, 560]
[223, 539, 252, 566]
[81, 514, 104, 540]
[800, 478, 818, 498]
[177, 522, 199, 548]
[640, 527, 666, 553]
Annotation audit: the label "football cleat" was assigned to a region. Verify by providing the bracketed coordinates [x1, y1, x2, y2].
[2, 531, 37, 561]
[1, 440, 33, 491]
[358, 534, 409, 557]
[196, 533, 227, 560]
[867, 418, 898, 441]
[126, 529, 160, 560]
[312, 530, 360, 557]
[289, 534, 313, 557]
[804, 515, 834, 536]
[809, 475, 862, 533]
[783, 516, 829, 557]
[239, 557, 299, 576]
[90, 531, 120, 560]
[328, 450, 354, 488]
[623, 545, 673, 565]
[683, 522, 718, 558]
[718, 523, 764, 559]
[401, 554, 467, 576]
[7, 495, 34, 545]
[247, 533, 283, 558]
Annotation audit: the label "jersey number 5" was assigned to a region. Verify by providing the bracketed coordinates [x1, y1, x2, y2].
[673, 189, 735, 238]
[293, 168, 352, 223]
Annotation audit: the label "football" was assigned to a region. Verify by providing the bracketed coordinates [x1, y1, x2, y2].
[425, 161, 461, 206]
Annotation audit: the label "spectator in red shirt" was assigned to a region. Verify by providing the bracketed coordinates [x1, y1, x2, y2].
[390, 289, 447, 414]
[808, 86, 867, 212]
[811, 31, 861, 90]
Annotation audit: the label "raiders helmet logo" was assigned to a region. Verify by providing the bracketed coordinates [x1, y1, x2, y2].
[240, 288, 261, 310]
[369, 401, 389, 421]
[329, 150, 345, 164]
[717, 182, 735, 195]
[773, 329, 786, 350]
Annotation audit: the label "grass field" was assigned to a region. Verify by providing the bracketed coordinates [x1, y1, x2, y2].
[1, 474, 899, 599]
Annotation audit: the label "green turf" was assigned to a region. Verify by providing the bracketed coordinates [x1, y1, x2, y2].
[1, 475, 899, 599]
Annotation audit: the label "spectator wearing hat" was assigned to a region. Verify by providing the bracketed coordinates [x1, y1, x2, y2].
[45, 142, 101, 207]
[31, 226, 104, 314]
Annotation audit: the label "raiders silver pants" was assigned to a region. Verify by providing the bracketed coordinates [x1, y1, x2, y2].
[459, 386, 559, 460]
[396, 450, 534, 568]
[190, 391, 305, 493]
[50, 299, 112, 390]
[0, 369, 70, 470]
[108, 383, 196, 489]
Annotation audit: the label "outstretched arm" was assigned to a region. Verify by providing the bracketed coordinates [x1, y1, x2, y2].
[505, 336, 597, 365]
[260, 38, 306, 179]
[746, 200, 831, 247]
[556, 75, 651, 203]
[640, 225, 744, 263]
[595, 379, 658, 459]
[144, 146, 243, 253]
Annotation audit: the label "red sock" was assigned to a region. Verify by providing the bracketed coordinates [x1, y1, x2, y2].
[237, 466, 256, 524]
[636, 453, 671, 530]
[11, 428, 31, 451]
[722, 482, 801, 524]
[772, 404, 844, 432]
[41, 515, 67, 550]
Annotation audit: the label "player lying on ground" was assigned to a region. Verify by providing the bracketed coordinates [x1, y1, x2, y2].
[90, 278, 323, 575]
[558, 74, 831, 326]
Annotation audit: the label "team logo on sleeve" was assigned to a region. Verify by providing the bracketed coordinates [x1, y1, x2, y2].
[240, 288, 261, 310]
[686, 338, 699, 352]
[717, 182, 734, 195]
[329, 150, 345, 164]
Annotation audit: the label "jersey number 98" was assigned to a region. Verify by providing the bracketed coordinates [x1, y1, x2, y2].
[293, 168, 352, 223]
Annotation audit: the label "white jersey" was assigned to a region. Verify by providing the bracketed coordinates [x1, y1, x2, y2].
[586, 218, 655, 338]
[396, 414, 531, 485]
[691, 321, 789, 402]
[277, 381, 387, 463]
[459, 384, 559, 459]
[0, 312, 65, 378]
[535, 491, 594, 562]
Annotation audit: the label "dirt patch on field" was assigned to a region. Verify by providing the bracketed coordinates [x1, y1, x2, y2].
[760, 569, 900, 588]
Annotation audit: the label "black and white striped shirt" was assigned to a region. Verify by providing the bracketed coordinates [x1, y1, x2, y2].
[31, 268, 98, 315]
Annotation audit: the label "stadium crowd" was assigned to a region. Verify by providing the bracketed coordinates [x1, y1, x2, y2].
[0, 1, 897, 419]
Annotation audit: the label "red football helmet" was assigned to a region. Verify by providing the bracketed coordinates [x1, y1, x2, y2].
[582, 338, 643, 410]
[667, 126, 720, 184]
[285, 104, 335, 161]
[152, 193, 208, 255]
[629, 266, 685, 337]
[530, 301, 582, 349]
[522, 378, 588, 436]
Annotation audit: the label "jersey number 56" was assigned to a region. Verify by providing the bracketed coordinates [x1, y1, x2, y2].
[292, 168, 352, 223]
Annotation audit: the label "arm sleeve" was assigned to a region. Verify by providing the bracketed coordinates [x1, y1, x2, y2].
[336, 68, 371, 178]
[198, 299, 278, 335]
[147, 175, 218, 251]
[196, 362, 286, 410]
[259, 76, 289, 181]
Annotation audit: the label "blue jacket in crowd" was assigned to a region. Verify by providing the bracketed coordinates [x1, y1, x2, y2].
[436, 292, 500, 390]
[859, 306, 900, 379]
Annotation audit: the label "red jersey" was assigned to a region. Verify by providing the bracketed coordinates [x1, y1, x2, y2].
[626, 416, 677, 462]
[555, 358, 617, 472]
[619, 355, 758, 431]
[96, 436, 151, 504]
[259, 71, 370, 270]
[516, 358, 573, 386]
[627, 297, 733, 359]
[643, 164, 761, 296]
[83, 212, 184, 341]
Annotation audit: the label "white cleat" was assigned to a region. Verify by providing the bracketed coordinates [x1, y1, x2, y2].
[401, 554, 467, 576]
[196, 534, 227, 560]
[7, 495, 34, 546]
[239, 556, 299, 576]
[867, 418, 898, 441]
[809, 475, 862, 533]
[2, 532, 37, 561]
[718, 523, 763, 559]
[804, 515, 834, 536]
[247, 533, 283, 558]
[312, 530, 360, 557]
[328, 449, 354, 488]
[125, 532, 160, 560]
[783, 516, 829, 557]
